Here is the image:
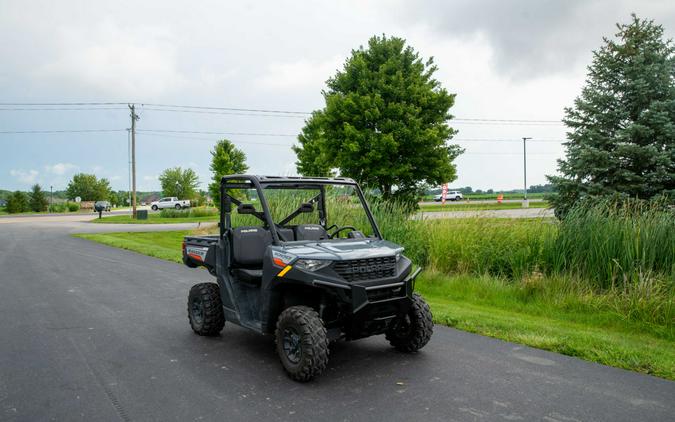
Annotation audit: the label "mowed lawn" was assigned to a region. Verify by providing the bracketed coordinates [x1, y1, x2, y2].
[74, 229, 675, 380]
[92, 214, 218, 224]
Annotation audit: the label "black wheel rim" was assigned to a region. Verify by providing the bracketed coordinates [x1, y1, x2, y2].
[282, 327, 302, 364]
[191, 297, 204, 325]
[393, 315, 412, 339]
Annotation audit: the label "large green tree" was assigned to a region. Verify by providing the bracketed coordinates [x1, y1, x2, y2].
[159, 167, 199, 199]
[65, 173, 111, 201]
[293, 35, 462, 201]
[208, 139, 248, 206]
[6, 191, 29, 213]
[29, 184, 48, 212]
[548, 15, 675, 215]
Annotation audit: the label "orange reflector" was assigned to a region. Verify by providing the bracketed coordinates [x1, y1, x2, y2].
[277, 265, 292, 277]
[273, 257, 286, 267]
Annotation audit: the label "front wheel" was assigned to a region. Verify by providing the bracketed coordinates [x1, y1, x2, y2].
[175, 204, 182, 209]
[151, 205, 158, 211]
[187, 283, 225, 336]
[386, 293, 433, 352]
[275, 306, 329, 382]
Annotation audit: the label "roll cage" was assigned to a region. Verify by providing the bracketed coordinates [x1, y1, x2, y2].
[218, 175, 382, 244]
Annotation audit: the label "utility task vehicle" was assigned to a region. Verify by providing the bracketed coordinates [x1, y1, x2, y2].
[183, 175, 432, 381]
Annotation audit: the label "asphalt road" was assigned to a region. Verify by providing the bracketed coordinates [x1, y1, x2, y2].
[1, 220, 673, 422]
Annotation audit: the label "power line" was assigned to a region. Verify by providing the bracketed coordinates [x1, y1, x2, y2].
[137, 129, 297, 137]
[0, 101, 565, 124]
[0, 128, 126, 134]
[0, 107, 127, 111]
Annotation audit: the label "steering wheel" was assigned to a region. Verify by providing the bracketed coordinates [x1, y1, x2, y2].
[328, 225, 357, 239]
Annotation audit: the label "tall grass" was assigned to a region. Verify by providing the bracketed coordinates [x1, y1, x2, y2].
[542, 199, 675, 289]
[371, 198, 674, 327]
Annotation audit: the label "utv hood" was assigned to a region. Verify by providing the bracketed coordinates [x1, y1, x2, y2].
[277, 239, 402, 261]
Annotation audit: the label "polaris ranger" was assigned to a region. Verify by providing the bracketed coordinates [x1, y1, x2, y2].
[183, 175, 432, 381]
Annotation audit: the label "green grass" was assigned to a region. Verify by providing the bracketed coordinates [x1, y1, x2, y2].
[417, 272, 674, 379]
[74, 231, 189, 262]
[419, 201, 549, 212]
[92, 213, 218, 224]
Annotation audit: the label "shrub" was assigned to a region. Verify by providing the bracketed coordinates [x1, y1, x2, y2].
[6, 191, 29, 213]
[67, 202, 80, 212]
[160, 208, 190, 218]
[49, 203, 67, 213]
[189, 207, 218, 218]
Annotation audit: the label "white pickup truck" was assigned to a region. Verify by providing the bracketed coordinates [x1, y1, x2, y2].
[150, 197, 191, 211]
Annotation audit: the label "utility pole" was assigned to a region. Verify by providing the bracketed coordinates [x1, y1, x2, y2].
[127, 128, 132, 214]
[50, 185, 53, 213]
[129, 105, 140, 218]
[522, 137, 532, 208]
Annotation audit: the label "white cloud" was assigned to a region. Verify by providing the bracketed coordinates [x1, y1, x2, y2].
[9, 169, 39, 184]
[36, 19, 186, 98]
[143, 175, 158, 181]
[45, 162, 78, 175]
[255, 55, 344, 92]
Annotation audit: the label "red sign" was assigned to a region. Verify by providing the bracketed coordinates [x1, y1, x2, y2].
[441, 184, 448, 205]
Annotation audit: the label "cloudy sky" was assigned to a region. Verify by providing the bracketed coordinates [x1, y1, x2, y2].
[1, 0, 673, 192]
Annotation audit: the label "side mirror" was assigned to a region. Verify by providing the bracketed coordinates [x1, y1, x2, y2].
[299, 202, 314, 213]
[237, 203, 257, 215]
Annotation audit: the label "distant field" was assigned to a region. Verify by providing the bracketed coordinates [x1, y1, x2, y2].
[423, 192, 548, 201]
[419, 201, 549, 212]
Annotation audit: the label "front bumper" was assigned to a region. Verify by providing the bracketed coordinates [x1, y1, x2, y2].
[314, 268, 422, 339]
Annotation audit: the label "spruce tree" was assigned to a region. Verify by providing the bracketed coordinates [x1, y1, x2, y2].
[548, 15, 675, 215]
[29, 184, 48, 212]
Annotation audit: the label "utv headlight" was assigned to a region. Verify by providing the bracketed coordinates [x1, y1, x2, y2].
[295, 259, 331, 272]
[394, 248, 404, 262]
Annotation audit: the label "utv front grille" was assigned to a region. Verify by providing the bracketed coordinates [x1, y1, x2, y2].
[332, 256, 396, 282]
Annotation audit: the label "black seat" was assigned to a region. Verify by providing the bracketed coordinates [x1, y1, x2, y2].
[231, 226, 272, 285]
[276, 227, 295, 242]
[295, 224, 328, 241]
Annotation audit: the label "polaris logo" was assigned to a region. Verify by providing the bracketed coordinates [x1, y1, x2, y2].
[241, 229, 258, 233]
[305, 226, 320, 231]
[343, 263, 395, 274]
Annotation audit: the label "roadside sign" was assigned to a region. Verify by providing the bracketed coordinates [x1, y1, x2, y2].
[75, 197, 81, 203]
[441, 184, 448, 206]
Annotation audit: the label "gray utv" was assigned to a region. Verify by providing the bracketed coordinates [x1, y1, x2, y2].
[183, 175, 432, 381]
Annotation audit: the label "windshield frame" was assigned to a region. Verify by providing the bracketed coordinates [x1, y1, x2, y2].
[220, 175, 382, 244]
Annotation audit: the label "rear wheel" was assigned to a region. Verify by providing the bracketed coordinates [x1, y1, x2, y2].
[175, 204, 182, 209]
[275, 306, 329, 382]
[386, 293, 433, 352]
[187, 283, 225, 336]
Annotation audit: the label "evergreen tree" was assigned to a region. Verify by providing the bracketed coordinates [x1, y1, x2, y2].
[29, 184, 48, 212]
[548, 15, 675, 215]
[6, 191, 29, 214]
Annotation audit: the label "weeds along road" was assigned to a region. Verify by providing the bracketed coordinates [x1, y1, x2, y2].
[0, 219, 673, 422]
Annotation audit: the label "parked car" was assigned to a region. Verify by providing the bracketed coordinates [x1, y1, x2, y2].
[150, 197, 191, 211]
[93, 201, 111, 212]
[433, 191, 463, 201]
